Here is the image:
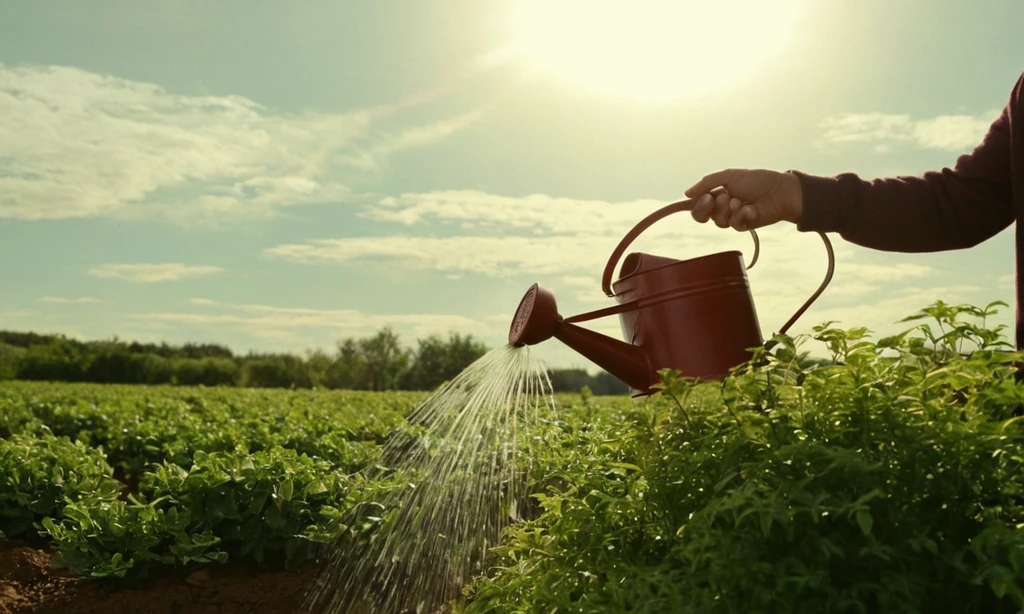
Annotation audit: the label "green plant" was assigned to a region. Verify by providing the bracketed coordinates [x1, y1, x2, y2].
[0, 382, 420, 579]
[42, 496, 227, 580]
[463, 301, 1024, 613]
[0, 429, 122, 539]
[139, 448, 361, 571]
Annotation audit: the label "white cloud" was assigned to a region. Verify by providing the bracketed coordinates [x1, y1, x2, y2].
[269, 190, 951, 316]
[363, 190, 667, 236]
[272, 190, 938, 285]
[371, 109, 486, 157]
[39, 296, 102, 304]
[132, 300, 492, 345]
[275, 190, 746, 294]
[266, 235, 614, 277]
[188, 297, 221, 306]
[819, 109, 998, 152]
[0, 64, 482, 223]
[88, 263, 224, 283]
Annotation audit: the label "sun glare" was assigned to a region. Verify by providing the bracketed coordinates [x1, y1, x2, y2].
[506, 0, 804, 101]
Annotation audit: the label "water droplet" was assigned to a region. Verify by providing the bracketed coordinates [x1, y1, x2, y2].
[302, 345, 555, 614]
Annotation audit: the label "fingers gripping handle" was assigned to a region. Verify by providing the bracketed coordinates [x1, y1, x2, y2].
[600, 199, 760, 297]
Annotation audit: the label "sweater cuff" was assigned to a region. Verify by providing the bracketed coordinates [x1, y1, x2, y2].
[788, 170, 842, 233]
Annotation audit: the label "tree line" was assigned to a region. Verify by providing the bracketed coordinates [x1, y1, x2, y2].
[0, 328, 629, 395]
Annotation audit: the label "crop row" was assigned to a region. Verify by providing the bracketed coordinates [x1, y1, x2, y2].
[0, 382, 438, 578]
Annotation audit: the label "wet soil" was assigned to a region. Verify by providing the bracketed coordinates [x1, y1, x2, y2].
[0, 539, 320, 614]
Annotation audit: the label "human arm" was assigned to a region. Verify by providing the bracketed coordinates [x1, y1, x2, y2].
[684, 72, 1021, 253]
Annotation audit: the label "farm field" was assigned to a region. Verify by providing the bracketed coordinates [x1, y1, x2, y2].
[0, 379, 628, 613]
[3, 308, 1024, 613]
[0, 382, 430, 612]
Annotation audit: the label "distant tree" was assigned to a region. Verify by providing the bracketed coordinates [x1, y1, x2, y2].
[17, 340, 88, 382]
[590, 371, 629, 395]
[546, 368, 629, 395]
[242, 354, 312, 389]
[0, 342, 25, 380]
[85, 342, 148, 384]
[359, 327, 411, 391]
[0, 331, 57, 349]
[325, 339, 368, 389]
[402, 332, 489, 391]
[547, 368, 592, 393]
[304, 350, 334, 388]
[0, 326, 532, 391]
[181, 342, 234, 360]
[140, 354, 175, 385]
[173, 357, 240, 387]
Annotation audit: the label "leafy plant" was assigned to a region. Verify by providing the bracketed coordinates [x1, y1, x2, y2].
[139, 448, 362, 571]
[42, 495, 227, 580]
[0, 429, 122, 539]
[463, 301, 1024, 613]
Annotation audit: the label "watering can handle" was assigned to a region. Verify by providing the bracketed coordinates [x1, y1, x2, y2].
[600, 198, 835, 336]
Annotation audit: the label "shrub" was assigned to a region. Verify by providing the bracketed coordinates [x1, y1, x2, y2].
[464, 301, 1024, 613]
[0, 430, 122, 539]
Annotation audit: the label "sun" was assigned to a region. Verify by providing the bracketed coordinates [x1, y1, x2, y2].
[503, 0, 805, 101]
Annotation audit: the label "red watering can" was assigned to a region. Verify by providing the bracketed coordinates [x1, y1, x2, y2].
[508, 198, 835, 397]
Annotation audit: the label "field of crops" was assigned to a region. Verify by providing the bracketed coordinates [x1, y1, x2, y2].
[3, 304, 1024, 613]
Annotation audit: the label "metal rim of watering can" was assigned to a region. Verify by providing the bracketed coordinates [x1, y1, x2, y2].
[599, 198, 835, 336]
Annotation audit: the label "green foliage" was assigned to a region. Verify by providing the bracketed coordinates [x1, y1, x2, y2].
[171, 356, 241, 386]
[0, 430, 123, 539]
[0, 384, 411, 479]
[39, 446, 396, 581]
[17, 340, 89, 382]
[0, 326, 623, 393]
[242, 353, 313, 388]
[0, 383, 418, 580]
[463, 301, 1024, 613]
[139, 448, 357, 571]
[358, 327, 412, 391]
[42, 497, 228, 580]
[0, 342, 25, 380]
[401, 332, 489, 391]
[8, 300, 1021, 610]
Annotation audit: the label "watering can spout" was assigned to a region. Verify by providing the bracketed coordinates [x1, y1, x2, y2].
[509, 284, 655, 393]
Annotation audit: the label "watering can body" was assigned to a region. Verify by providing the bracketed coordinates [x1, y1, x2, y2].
[610, 250, 763, 390]
[509, 199, 835, 398]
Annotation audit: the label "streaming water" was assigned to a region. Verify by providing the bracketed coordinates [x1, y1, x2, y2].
[302, 344, 555, 614]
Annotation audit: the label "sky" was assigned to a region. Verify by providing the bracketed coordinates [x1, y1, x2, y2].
[0, 0, 1022, 371]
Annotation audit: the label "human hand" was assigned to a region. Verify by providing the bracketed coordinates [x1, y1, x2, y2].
[682, 169, 804, 231]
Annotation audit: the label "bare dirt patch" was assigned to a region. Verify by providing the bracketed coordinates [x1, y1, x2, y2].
[0, 540, 319, 614]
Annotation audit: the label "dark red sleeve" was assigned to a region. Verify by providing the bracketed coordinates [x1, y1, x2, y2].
[792, 72, 1021, 253]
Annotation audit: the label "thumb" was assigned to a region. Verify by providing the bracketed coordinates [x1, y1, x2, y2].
[685, 168, 738, 199]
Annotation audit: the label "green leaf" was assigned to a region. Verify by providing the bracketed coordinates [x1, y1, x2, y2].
[855, 509, 873, 537]
[278, 479, 294, 502]
[607, 462, 642, 473]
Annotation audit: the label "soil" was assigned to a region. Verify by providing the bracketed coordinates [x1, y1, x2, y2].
[0, 540, 321, 614]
